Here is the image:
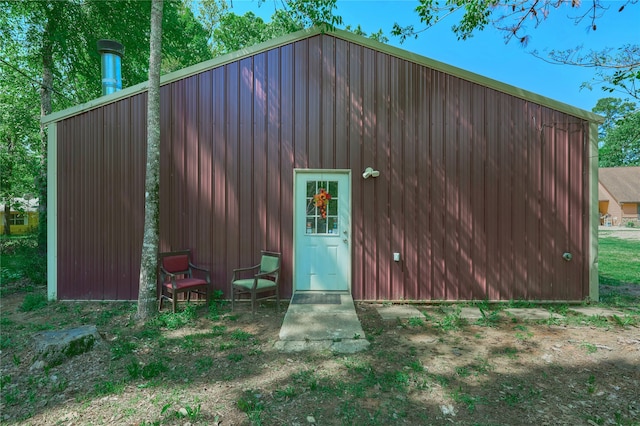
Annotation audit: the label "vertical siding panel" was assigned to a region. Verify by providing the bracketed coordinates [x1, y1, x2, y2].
[417, 67, 432, 300]
[159, 85, 172, 253]
[389, 56, 404, 299]
[280, 45, 294, 296]
[239, 58, 254, 261]
[198, 71, 213, 268]
[226, 61, 240, 276]
[88, 111, 102, 298]
[526, 103, 542, 299]
[444, 76, 459, 300]
[253, 53, 267, 253]
[212, 67, 228, 288]
[485, 88, 500, 300]
[308, 37, 321, 168]
[471, 85, 487, 299]
[293, 40, 308, 168]
[102, 103, 116, 299]
[266, 49, 282, 253]
[403, 62, 418, 299]
[335, 39, 349, 169]
[171, 80, 186, 249]
[348, 43, 364, 299]
[555, 113, 570, 299]
[512, 99, 528, 298]
[362, 47, 376, 299]
[430, 71, 446, 299]
[540, 107, 556, 299]
[130, 93, 145, 299]
[457, 80, 473, 300]
[321, 36, 336, 167]
[376, 51, 390, 299]
[185, 77, 199, 253]
[115, 100, 131, 299]
[57, 123, 67, 297]
[498, 95, 514, 299]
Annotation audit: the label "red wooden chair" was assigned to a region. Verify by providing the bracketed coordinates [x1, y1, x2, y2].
[158, 250, 211, 313]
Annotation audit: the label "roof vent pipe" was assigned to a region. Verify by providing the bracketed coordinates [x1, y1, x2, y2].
[97, 39, 124, 96]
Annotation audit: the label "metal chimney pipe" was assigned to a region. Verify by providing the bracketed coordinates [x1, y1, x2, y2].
[97, 39, 124, 96]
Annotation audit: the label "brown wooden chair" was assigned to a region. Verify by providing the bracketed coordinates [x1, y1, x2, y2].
[158, 250, 211, 313]
[231, 250, 281, 315]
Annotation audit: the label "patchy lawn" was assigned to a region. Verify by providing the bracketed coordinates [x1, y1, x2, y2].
[1, 287, 638, 426]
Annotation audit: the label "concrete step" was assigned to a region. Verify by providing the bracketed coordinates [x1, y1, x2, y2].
[277, 292, 369, 353]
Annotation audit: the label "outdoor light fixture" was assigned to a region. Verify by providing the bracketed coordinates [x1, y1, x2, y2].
[362, 167, 380, 179]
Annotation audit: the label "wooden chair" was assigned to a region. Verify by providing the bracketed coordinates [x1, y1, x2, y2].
[231, 250, 281, 315]
[158, 250, 211, 313]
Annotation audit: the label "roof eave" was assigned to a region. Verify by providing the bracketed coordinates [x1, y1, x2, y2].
[42, 26, 604, 125]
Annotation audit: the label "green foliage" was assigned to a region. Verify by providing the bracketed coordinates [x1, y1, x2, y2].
[597, 101, 640, 166]
[110, 340, 137, 360]
[19, 293, 48, 312]
[0, 234, 46, 286]
[153, 304, 197, 329]
[141, 361, 168, 379]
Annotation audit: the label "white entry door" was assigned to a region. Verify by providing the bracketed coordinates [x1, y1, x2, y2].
[294, 170, 351, 291]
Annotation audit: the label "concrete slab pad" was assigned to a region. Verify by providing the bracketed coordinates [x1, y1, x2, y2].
[568, 307, 626, 317]
[503, 308, 564, 320]
[274, 338, 370, 354]
[458, 307, 484, 321]
[279, 312, 365, 340]
[376, 305, 423, 320]
[277, 292, 368, 352]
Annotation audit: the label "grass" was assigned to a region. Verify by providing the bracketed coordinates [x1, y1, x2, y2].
[598, 236, 640, 286]
[1, 232, 640, 424]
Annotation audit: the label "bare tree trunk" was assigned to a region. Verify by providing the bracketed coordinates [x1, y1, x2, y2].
[136, 0, 164, 321]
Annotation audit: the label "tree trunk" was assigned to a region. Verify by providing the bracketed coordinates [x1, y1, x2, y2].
[136, 0, 164, 321]
[3, 204, 10, 236]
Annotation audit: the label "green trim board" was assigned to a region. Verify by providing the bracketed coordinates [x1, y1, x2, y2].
[42, 27, 603, 126]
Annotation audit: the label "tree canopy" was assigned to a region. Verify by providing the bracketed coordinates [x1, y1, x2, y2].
[594, 98, 640, 167]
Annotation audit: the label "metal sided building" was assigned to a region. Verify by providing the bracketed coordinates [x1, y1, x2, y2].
[42, 28, 602, 302]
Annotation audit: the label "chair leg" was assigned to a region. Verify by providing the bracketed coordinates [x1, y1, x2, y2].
[172, 294, 177, 313]
[276, 288, 280, 313]
[231, 287, 235, 311]
[251, 292, 256, 316]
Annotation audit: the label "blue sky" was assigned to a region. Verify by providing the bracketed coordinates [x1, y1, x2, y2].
[226, 0, 638, 112]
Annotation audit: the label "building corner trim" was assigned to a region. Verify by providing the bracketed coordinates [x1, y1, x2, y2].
[47, 123, 57, 301]
[589, 121, 599, 302]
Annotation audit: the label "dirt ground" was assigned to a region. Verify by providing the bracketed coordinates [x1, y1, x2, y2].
[1, 285, 639, 426]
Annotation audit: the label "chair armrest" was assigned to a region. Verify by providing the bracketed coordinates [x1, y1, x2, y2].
[255, 268, 279, 278]
[232, 264, 260, 273]
[190, 263, 211, 283]
[232, 264, 260, 281]
[160, 266, 177, 278]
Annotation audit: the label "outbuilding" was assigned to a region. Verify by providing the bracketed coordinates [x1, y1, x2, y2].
[42, 28, 602, 302]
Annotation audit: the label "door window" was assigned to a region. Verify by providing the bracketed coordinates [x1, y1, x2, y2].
[305, 180, 339, 234]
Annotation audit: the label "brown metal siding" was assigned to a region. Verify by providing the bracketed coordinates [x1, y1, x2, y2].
[56, 33, 589, 301]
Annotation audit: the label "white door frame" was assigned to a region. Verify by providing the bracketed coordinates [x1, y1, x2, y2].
[293, 169, 352, 293]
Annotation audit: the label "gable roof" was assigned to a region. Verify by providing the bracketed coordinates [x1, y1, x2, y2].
[42, 27, 604, 125]
[599, 167, 640, 203]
